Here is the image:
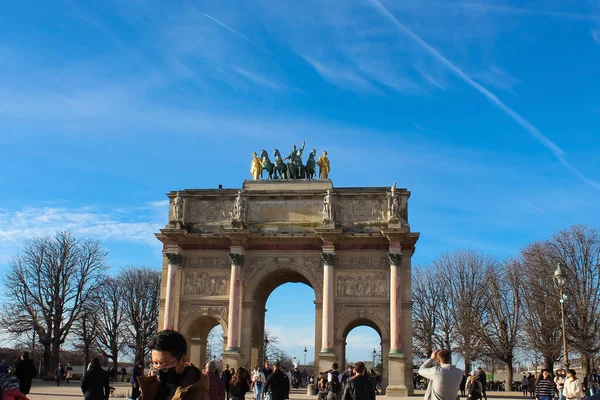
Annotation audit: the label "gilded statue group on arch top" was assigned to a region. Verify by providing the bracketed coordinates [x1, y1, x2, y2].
[155, 141, 419, 397]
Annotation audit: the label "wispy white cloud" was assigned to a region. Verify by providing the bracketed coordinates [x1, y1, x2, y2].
[369, 0, 600, 191]
[231, 67, 282, 90]
[592, 30, 600, 45]
[203, 13, 282, 61]
[303, 57, 382, 94]
[473, 66, 522, 94]
[448, 2, 600, 21]
[0, 203, 165, 264]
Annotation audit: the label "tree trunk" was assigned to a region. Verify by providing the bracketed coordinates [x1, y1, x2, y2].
[135, 345, 144, 366]
[50, 342, 61, 378]
[42, 343, 52, 378]
[465, 361, 472, 374]
[82, 341, 90, 379]
[505, 361, 514, 390]
[543, 357, 554, 373]
[581, 352, 591, 379]
[113, 354, 119, 375]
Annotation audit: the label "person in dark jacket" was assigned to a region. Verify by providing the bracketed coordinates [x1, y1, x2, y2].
[14, 352, 36, 395]
[342, 362, 375, 400]
[221, 364, 232, 400]
[229, 367, 251, 400]
[81, 357, 110, 400]
[263, 362, 290, 400]
[477, 368, 488, 400]
[130, 360, 144, 399]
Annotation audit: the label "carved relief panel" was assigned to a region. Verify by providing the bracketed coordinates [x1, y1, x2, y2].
[337, 256, 387, 269]
[185, 198, 234, 225]
[248, 200, 322, 223]
[336, 273, 388, 298]
[184, 272, 230, 296]
[336, 198, 387, 223]
[184, 256, 230, 269]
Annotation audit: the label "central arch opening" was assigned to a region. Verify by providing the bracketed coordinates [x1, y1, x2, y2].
[250, 267, 318, 386]
[343, 321, 385, 394]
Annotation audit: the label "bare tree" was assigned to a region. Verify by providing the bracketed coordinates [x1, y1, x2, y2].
[434, 271, 456, 354]
[519, 242, 562, 372]
[121, 267, 161, 364]
[94, 277, 126, 372]
[550, 225, 600, 377]
[73, 303, 101, 377]
[438, 250, 488, 373]
[475, 259, 522, 386]
[206, 326, 224, 362]
[412, 266, 441, 359]
[264, 330, 288, 363]
[2, 232, 107, 377]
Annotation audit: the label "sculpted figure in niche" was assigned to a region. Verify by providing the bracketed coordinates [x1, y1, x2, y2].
[387, 182, 400, 221]
[322, 189, 335, 222]
[233, 190, 247, 222]
[173, 191, 184, 222]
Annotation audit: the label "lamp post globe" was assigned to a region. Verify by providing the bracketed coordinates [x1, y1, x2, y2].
[303, 347, 307, 367]
[554, 263, 570, 369]
[554, 264, 567, 289]
[264, 336, 270, 362]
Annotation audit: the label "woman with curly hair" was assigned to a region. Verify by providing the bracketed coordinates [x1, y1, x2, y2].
[230, 367, 251, 400]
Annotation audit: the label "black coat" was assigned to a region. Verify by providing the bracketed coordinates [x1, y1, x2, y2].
[342, 375, 375, 400]
[264, 370, 290, 400]
[81, 366, 110, 400]
[230, 379, 251, 400]
[15, 358, 36, 394]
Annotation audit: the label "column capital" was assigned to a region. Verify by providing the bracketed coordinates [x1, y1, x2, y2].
[387, 253, 402, 266]
[166, 252, 182, 266]
[321, 252, 336, 265]
[229, 253, 245, 266]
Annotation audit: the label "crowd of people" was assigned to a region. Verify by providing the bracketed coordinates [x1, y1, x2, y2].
[416, 349, 600, 400]
[518, 368, 599, 400]
[11, 332, 600, 400]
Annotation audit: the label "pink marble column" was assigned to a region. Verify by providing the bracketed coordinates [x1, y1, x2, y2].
[164, 252, 182, 330]
[226, 252, 244, 351]
[320, 252, 336, 353]
[388, 252, 403, 353]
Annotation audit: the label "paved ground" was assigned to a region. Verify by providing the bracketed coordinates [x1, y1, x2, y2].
[26, 381, 527, 400]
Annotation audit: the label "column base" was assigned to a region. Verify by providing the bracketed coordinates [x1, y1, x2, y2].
[222, 348, 241, 370]
[317, 350, 338, 374]
[385, 385, 409, 397]
[386, 352, 410, 397]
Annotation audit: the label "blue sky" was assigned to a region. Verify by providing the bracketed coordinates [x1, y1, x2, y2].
[1, 0, 599, 363]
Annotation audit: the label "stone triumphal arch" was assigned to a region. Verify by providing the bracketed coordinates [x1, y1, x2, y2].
[156, 179, 419, 396]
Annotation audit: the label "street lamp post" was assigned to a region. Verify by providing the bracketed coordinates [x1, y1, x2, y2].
[264, 337, 270, 362]
[303, 347, 307, 367]
[372, 349, 377, 369]
[554, 263, 570, 369]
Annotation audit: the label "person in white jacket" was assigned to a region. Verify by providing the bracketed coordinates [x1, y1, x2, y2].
[252, 365, 267, 400]
[563, 369, 583, 400]
[418, 349, 463, 400]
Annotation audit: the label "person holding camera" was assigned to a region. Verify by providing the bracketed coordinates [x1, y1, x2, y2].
[418, 349, 463, 400]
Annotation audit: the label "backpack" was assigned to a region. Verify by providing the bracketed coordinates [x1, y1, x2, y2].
[328, 372, 341, 394]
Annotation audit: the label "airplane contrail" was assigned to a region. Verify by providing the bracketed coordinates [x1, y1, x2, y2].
[369, 0, 600, 190]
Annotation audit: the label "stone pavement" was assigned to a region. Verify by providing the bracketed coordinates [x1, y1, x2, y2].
[26, 381, 527, 400]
